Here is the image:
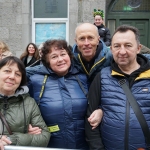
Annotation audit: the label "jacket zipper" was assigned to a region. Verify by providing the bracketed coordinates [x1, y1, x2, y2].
[78, 54, 106, 75]
[3, 96, 9, 116]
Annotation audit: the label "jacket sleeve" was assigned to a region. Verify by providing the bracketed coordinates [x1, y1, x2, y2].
[9, 97, 50, 147]
[104, 28, 111, 47]
[85, 73, 105, 150]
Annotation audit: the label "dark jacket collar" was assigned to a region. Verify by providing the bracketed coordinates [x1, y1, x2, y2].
[111, 54, 150, 86]
[79, 43, 103, 72]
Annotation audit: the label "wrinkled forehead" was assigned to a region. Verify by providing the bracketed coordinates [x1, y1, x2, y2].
[76, 25, 99, 38]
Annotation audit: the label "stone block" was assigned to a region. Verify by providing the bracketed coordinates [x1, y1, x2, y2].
[0, 27, 9, 39]
[9, 28, 22, 39]
[2, 14, 16, 27]
[16, 14, 22, 24]
[13, 2, 22, 14]
[22, 14, 30, 24]
[8, 38, 22, 56]
[22, 0, 30, 13]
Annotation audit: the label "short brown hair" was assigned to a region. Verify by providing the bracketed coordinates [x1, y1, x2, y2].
[111, 25, 140, 44]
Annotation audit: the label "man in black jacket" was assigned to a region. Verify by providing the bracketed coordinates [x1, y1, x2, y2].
[85, 24, 150, 150]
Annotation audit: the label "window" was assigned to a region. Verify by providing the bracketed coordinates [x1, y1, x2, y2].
[32, 0, 69, 45]
[111, 0, 150, 12]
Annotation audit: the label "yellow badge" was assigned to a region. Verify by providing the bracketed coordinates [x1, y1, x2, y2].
[48, 125, 60, 132]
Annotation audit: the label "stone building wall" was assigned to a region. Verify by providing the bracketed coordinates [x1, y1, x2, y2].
[0, 0, 107, 56]
[69, 0, 106, 45]
[0, 0, 31, 57]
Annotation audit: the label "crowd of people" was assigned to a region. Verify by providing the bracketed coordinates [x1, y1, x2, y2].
[1, 8, 150, 150]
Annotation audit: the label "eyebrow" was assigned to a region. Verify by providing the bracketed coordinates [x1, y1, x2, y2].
[6, 66, 21, 72]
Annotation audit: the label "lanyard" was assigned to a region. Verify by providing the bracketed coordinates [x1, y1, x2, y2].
[38, 75, 48, 105]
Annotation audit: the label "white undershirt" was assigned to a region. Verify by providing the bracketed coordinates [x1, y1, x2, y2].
[27, 56, 32, 63]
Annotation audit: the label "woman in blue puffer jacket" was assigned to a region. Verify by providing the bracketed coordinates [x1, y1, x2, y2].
[28, 39, 97, 149]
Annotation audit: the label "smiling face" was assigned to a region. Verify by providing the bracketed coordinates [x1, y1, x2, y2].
[110, 30, 141, 73]
[0, 63, 22, 96]
[48, 47, 71, 76]
[94, 15, 103, 26]
[28, 44, 35, 56]
[75, 23, 100, 61]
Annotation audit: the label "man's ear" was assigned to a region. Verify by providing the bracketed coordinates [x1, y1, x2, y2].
[75, 38, 77, 45]
[137, 44, 142, 54]
[110, 46, 113, 52]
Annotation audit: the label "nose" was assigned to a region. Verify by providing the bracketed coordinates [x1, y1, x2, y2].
[9, 72, 15, 79]
[84, 38, 90, 45]
[57, 56, 63, 61]
[119, 45, 126, 54]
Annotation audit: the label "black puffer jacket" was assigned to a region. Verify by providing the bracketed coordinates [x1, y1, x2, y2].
[21, 56, 37, 67]
[94, 23, 111, 46]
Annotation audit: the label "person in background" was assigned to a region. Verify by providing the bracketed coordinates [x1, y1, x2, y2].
[29, 43, 44, 67]
[28, 39, 100, 149]
[85, 25, 150, 149]
[0, 41, 13, 60]
[140, 44, 150, 54]
[20, 43, 39, 67]
[0, 56, 50, 147]
[93, 9, 111, 46]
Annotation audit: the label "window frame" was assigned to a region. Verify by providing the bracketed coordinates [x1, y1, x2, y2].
[32, 0, 69, 44]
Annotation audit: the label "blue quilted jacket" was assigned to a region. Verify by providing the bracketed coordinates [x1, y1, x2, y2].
[28, 65, 89, 149]
[100, 66, 150, 150]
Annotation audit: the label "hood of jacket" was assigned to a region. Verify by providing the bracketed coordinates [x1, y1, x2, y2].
[111, 54, 150, 87]
[0, 86, 29, 99]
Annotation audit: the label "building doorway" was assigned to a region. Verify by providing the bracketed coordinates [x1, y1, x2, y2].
[107, 0, 150, 48]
